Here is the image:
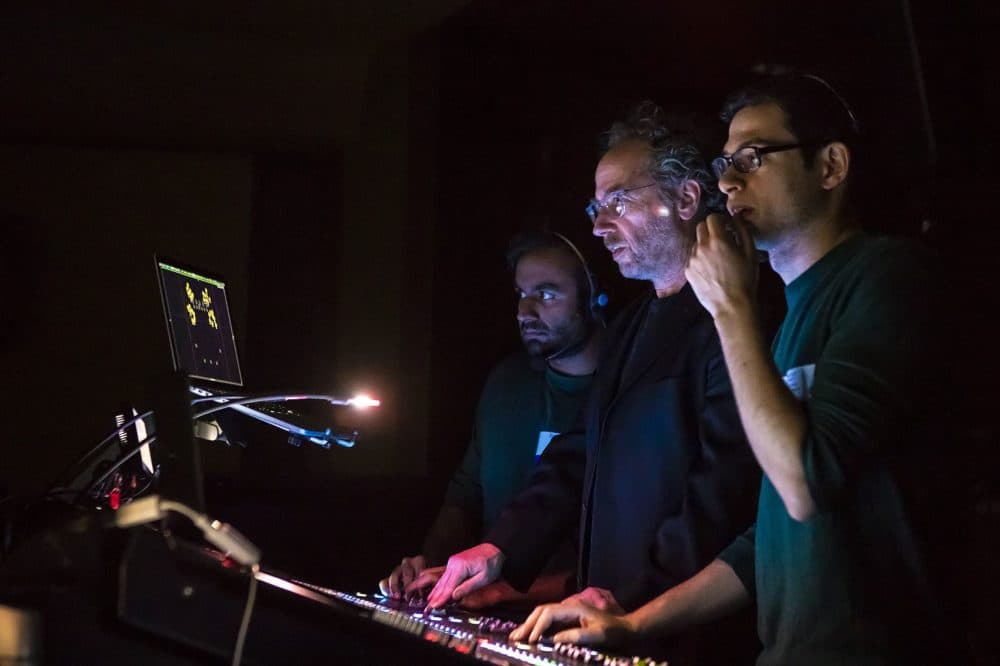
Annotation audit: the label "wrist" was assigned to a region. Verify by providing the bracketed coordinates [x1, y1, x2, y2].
[622, 611, 644, 638]
[712, 297, 756, 333]
[482, 542, 506, 566]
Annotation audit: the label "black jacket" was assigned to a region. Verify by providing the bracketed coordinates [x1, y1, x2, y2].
[488, 285, 760, 611]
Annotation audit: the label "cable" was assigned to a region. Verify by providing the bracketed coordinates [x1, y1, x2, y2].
[192, 393, 362, 420]
[189, 395, 245, 404]
[66, 396, 295, 503]
[65, 398, 218, 483]
[158, 500, 261, 565]
[61, 393, 316, 490]
[55, 410, 155, 487]
[76, 435, 157, 504]
[72, 392, 356, 482]
[77, 399, 318, 504]
[231, 564, 259, 666]
[901, 0, 937, 167]
[70, 392, 371, 507]
[157, 499, 202, 524]
[116, 496, 261, 666]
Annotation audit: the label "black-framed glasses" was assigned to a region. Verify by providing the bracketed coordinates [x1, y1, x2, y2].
[585, 183, 657, 224]
[711, 144, 802, 179]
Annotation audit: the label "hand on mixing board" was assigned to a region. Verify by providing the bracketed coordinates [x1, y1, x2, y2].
[508, 599, 635, 646]
[379, 554, 428, 598]
[461, 570, 573, 609]
[458, 579, 523, 609]
[560, 586, 624, 614]
[404, 565, 444, 597]
[421, 542, 505, 609]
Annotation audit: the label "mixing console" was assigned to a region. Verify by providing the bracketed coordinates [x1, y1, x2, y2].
[114, 529, 669, 665]
[287, 581, 668, 666]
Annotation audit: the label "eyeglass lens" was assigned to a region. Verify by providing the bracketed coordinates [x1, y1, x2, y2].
[712, 148, 761, 178]
[586, 194, 625, 223]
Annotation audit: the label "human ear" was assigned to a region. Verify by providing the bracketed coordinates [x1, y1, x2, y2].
[675, 180, 702, 221]
[819, 141, 850, 190]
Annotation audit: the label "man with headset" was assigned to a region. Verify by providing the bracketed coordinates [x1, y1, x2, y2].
[414, 103, 760, 664]
[379, 230, 605, 607]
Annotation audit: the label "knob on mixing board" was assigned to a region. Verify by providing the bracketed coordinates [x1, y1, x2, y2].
[286, 584, 668, 666]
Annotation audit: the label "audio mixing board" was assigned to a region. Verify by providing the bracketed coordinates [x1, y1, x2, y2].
[277, 577, 668, 666]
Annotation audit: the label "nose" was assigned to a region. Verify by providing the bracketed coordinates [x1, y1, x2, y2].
[717, 165, 742, 195]
[517, 296, 539, 322]
[591, 211, 615, 238]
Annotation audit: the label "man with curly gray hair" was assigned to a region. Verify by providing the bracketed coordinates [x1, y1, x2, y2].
[593, 101, 727, 290]
[418, 102, 760, 664]
[604, 102, 727, 219]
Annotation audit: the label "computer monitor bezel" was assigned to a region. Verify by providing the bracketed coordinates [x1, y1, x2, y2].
[154, 254, 244, 388]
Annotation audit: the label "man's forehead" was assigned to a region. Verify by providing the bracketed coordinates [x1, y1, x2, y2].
[515, 247, 577, 283]
[594, 141, 650, 193]
[725, 102, 794, 150]
[515, 269, 574, 293]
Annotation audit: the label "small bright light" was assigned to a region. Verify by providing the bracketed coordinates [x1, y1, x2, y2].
[349, 394, 380, 409]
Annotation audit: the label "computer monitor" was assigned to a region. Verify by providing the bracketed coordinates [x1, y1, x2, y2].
[155, 257, 243, 388]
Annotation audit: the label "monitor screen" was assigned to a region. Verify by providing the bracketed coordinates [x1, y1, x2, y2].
[156, 258, 243, 387]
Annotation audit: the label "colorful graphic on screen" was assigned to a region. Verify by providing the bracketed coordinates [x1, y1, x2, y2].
[157, 261, 243, 386]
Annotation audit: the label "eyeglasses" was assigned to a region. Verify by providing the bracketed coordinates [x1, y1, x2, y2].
[711, 144, 802, 179]
[585, 183, 657, 224]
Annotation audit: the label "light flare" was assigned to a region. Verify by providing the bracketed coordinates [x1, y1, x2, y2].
[348, 394, 380, 409]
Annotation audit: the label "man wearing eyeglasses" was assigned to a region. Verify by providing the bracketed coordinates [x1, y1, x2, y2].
[509, 74, 964, 665]
[414, 102, 761, 664]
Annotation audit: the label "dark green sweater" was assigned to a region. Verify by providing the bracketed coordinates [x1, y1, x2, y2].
[427, 352, 592, 560]
[719, 234, 956, 665]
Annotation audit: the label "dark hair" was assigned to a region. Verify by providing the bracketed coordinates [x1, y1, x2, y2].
[602, 101, 726, 217]
[720, 71, 861, 167]
[506, 230, 599, 317]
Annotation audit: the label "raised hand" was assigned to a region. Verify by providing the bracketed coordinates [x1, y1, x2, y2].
[421, 542, 505, 609]
[685, 213, 758, 321]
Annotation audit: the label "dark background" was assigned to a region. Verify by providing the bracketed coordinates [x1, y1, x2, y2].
[1, 0, 997, 661]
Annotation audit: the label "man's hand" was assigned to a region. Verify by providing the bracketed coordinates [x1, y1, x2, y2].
[457, 579, 524, 609]
[378, 555, 428, 598]
[402, 565, 444, 599]
[508, 599, 635, 646]
[685, 213, 758, 321]
[560, 586, 624, 614]
[420, 543, 505, 609]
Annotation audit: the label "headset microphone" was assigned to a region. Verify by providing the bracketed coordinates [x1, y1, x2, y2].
[543, 332, 589, 363]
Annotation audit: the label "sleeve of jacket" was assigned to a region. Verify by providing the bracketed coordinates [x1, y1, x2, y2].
[647, 346, 760, 590]
[484, 428, 586, 591]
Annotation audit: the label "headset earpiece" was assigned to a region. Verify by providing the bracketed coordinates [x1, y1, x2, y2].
[549, 232, 608, 326]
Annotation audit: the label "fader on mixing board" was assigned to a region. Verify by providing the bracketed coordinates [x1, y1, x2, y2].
[294, 585, 668, 666]
[115, 528, 668, 665]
